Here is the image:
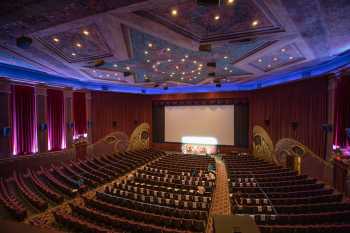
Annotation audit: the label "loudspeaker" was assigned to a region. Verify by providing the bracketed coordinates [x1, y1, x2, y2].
[87, 121, 93, 129]
[2, 127, 10, 137]
[196, 0, 222, 6]
[291, 122, 298, 130]
[39, 123, 47, 131]
[346, 128, 350, 138]
[16, 36, 32, 49]
[199, 44, 212, 52]
[264, 119, 270, 126]
[112, 121, 117, 128]
[67, 122, 74, 129]
[207, 62, 216, 67]
[321, 124, 332, 133]
[124, 71, 131, 77]
[134, 120, 138, 125]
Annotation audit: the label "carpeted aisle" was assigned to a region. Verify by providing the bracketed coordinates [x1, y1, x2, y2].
[206, 157, 231, 233]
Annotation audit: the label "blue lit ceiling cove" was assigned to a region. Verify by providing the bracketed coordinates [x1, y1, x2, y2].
[89, 29, 272, 85]
[1, 49, 349, 94]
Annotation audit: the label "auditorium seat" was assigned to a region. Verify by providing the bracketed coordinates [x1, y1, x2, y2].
[223, 154, 350, 233]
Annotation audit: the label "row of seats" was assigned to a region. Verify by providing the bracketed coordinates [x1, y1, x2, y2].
[0, 149, 164, 221]
[55, 153, 216, 233]
[223, 153, 350, 233]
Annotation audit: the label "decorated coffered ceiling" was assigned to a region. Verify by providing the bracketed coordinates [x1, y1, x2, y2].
[0, 0, 349, 93]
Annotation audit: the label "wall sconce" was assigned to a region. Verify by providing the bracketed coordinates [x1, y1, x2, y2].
[39, 123, 47, 131]
[2, 127, 10, 137]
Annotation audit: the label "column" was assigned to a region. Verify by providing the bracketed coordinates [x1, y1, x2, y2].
[64, 88, 74, 149]
[36, 86, 48, 153]
[85, 91, 92, 144]
[0, 80, 11, 157]
[327, 73, 337, 160]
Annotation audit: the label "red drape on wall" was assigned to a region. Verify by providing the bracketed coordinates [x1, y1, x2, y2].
[47, 89, 65, 151]
[12, 85, 38, 155]
[73, 92, 87, 137]
[333, 76, 350, 147]
[250, 78, 329, 156]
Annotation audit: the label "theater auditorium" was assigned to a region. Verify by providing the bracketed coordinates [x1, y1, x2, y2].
[0, 0, 350, 233]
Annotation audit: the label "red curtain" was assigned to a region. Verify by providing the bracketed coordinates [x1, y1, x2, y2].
[47, 89, 65, 151]
[333, 76, 350, 147]
[73, 92, 87, 137]
[12, 85, 38, 155]
[250, 78, 329, 157]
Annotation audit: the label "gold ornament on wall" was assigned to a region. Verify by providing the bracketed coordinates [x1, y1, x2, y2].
[128, 123, 150, 151]
[252, 125, 276, 163]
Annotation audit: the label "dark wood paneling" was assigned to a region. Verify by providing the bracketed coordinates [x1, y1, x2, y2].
[250, 77, 328, 156]
[91, 92, 152, 143]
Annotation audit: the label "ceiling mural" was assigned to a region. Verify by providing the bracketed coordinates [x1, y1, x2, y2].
[0, 0, 349, 93]
[89, 28, 272, 85]
[36, 24, 112, 63]
[136, 0, 282, 42]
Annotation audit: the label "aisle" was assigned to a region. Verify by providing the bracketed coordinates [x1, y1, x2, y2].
[206, 157, 231, 233]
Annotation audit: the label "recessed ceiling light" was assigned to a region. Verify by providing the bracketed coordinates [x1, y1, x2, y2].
[198, 72, 201, 75]
[198, 67, 202, 71]
[258, 59, 263, 63]
[168, 59, 172, 62]
[267, 64, 272, 68]
[106, 74, 110, 77]
[71, 52, 76, 56]
[156, 61, 161, 65]
[229, 70, 233, 73]
[224, 56, 228, 59]
[227, 0, 235, 4]
[166, 48, 171, 52]
[281, 48, 286, 52]
[181, 58, 185, 62]
[144, 50, 149, 55]
[224, 67, 228, 70]
[185, 54, 189, 58]
[171, 9, 178, 17]
[273, 57, 278, 61]
[82, 30, 89, 36]
[113, 64, 118, 67]
[182, 72, 186, 75]
[289, 56, 294, 60]
[126, 66, 130, 70]
[53, 37, 60, 43]
[252, 20, 259, 27]
[93, 70, 96, 73]
[148, 43, 153, 48]
[176, 66, 179, 69]
[193, 60, 197, 64]
[214, 15, 220, 21]
[146, 59, 150, 63]
[194, 76, 197, 79]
